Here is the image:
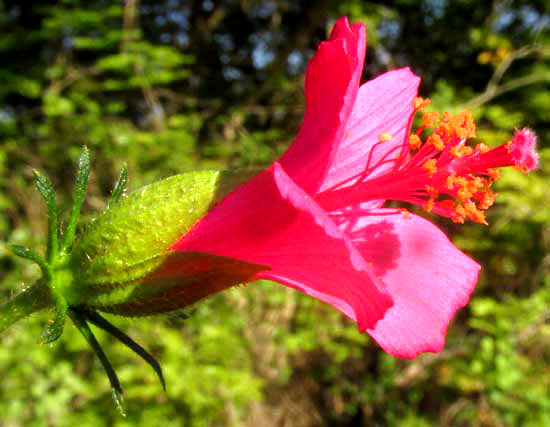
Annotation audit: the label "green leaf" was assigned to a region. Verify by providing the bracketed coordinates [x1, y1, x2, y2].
[61, 147, 91, 254]
[108, 163, 128, 208]
[9, 245, 50, 278]
[33, 170, 59, 262]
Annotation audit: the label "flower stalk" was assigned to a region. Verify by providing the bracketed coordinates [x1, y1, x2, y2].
[0, 282, 52, 335]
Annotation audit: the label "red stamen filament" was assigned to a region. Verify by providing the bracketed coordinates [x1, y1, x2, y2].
[317, 99, 535, 225]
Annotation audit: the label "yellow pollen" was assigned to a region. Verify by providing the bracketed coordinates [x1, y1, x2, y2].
[452, 205, 466, 224]
[424, 198, 435, 213]
[450, 145, 462, 158]
[379, 132, 393, 142]
[452, 110, 476, 139]
[442, 112, 453, 123]
[464, 201, 487, 225]
[413, 97, 431, 111]
[451, 145, 473, 158]
[457, 188, 473, 202]
[462, 146, 473, 156]
[437, 110, 477, 140]
[435, 122, 451, 140]
[471, 177, 488, 191]
[423, 111, 440, 127]
[454, 177, 473, 202]
[427, 134, 445, 151]
[422, 159, 438, 177]
[445, 173, 456, 190]
[409, 134, 422, 150]
[455, 176, 467, 187]
[479, 190, 497, 210]
[487, 168, 501, 182]
[476, 143, 490, 153]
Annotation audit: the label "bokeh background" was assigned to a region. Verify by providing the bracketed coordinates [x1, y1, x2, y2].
[1, 1, 549, 426]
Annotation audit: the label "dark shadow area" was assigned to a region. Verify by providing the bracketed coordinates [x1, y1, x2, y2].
[331, 208, 401, 278]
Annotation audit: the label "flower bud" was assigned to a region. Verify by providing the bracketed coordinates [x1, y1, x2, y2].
[67, 169, 267, 314]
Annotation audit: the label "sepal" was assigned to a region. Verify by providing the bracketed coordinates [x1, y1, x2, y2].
[68, 170, 260, 309]
[86, 251, 269, 315]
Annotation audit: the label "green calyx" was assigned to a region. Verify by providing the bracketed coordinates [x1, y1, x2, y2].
[4, 148, 166, 414]
[68, 168, 262, 313]
[4, 147, 265, 414]
[9, 148, 92, 344]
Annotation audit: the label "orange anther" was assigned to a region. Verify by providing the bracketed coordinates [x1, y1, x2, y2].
[487, 168, 501, 182]
[463, 146, 474, 156]
[422, 159, 438, 178]
[435, 122, 451, 141]
[479, 190, 497, 210]
[450, 145, 462, 158]
[457, 187, 473, 202]
[451, 205, 466, 224]
[409, 134, 422, 150]
[451, 145, 473, 158]
[475, 143, 490, 153]
[470, 176, 488, 191]
[427, 134, 445, 151]
[413, 97, 431, 111]
[464, 201, 487, 225]
[457, 110, 476, 139]
[445, 173, 456, 190]
[424, 198, 435, 213]
[423, 111, 440, 128]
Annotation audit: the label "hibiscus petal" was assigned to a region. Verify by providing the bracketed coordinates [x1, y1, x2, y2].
[320, 68, 421, 197]
[336, 208, 480, 358]
[172, 162, 392, 330]
[279, 18, 366, 194]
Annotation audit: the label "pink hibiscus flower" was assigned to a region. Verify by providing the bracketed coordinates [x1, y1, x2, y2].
[172, 17, 538, 358]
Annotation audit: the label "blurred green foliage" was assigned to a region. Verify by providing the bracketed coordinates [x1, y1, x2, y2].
[1, 1, 549, 426]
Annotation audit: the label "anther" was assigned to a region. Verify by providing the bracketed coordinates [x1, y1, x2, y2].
[422, 159, 438, 178]
[427, 134, 445, 151]
[423, 112, 440, 128]
[379, 133, 393, 142]
[413, 97, 431, 111]
[409, 134, 422, 150]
